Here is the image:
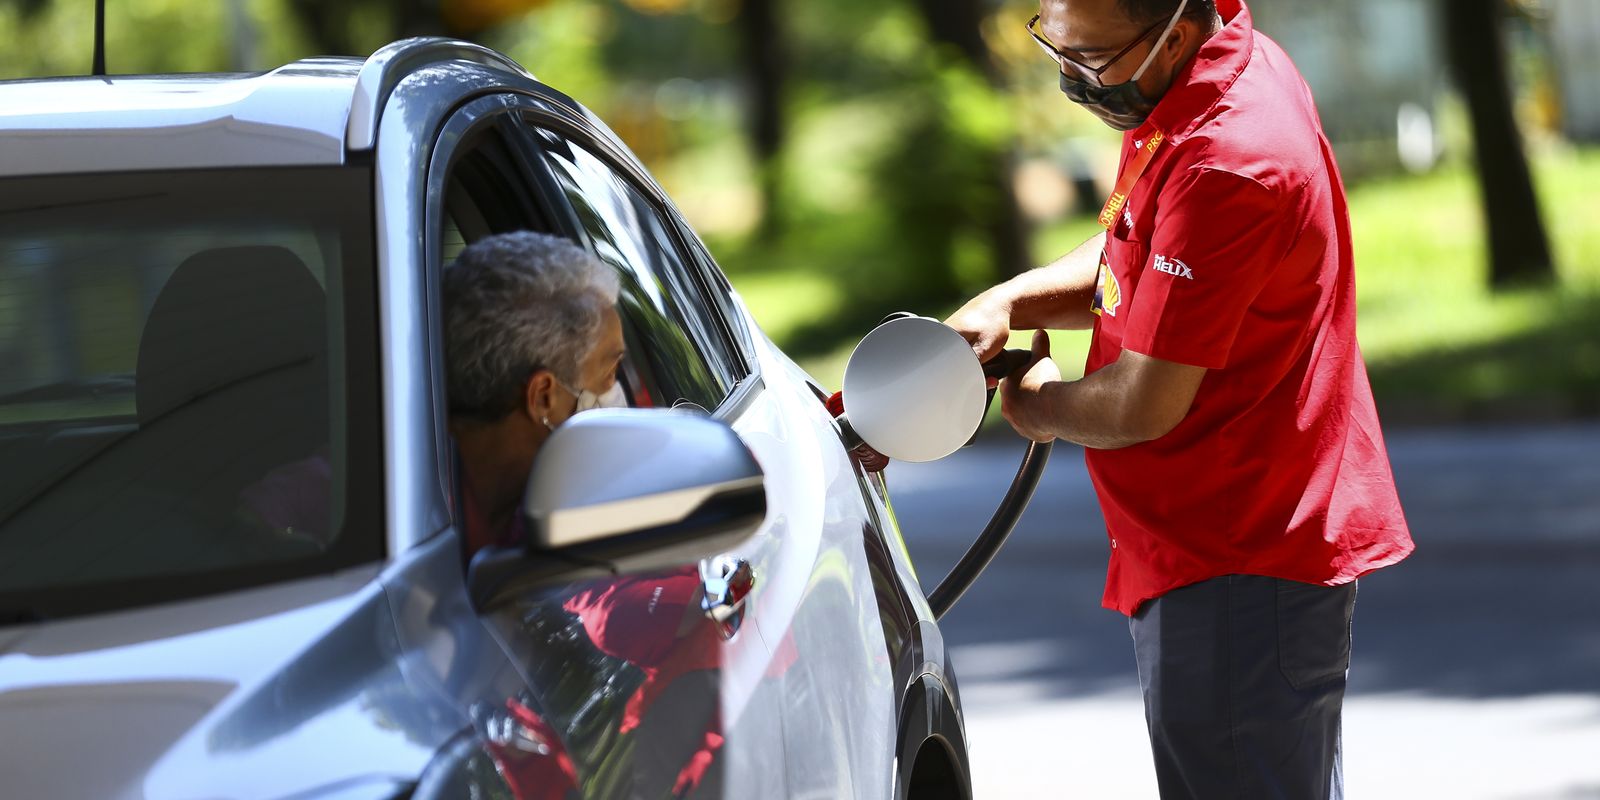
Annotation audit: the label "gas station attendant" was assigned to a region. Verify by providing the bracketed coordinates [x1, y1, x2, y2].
[945, 0, 1415, 796]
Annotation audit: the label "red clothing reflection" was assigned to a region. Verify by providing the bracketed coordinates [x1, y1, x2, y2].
[563, 570, 723, 794]
[563, 571, 721, 733]
[487, 698, 580, 800]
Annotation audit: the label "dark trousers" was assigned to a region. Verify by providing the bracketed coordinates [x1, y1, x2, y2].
[1129, 575, 1356, 800]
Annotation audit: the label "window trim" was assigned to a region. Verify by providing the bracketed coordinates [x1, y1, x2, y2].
[668, 215, 759, 367]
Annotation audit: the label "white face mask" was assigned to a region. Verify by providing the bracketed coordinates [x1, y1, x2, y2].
[572, 380, 628, 413]
[551, 374, 625, 411]
[542, 376, 628, 431]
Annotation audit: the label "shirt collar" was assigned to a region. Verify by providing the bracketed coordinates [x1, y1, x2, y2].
[1138, 0, 1254, 144]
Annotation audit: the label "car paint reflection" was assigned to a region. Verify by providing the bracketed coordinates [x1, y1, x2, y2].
[483, 565, 795, 798]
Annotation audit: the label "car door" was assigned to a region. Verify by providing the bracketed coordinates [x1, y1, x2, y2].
[667, 215, 930, 800]
[517, 118, 798, 799]
[403, 92, 792, 798]
[522, 119, 912, 798]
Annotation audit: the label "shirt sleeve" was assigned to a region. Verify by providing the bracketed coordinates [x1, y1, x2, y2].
[1121, 166, 1291, 370]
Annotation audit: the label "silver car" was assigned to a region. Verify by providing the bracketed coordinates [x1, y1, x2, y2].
[0, 39, 969, 800]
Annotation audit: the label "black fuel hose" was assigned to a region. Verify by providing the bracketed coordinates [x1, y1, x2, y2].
[927, 439, 1053, 620]
[925, 347, 1054, 619]
[851, 323, 1053, 620]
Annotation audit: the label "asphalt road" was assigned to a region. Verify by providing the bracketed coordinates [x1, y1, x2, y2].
[887, 423, 1600, 799]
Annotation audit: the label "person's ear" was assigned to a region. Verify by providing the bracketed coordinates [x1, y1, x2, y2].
[525, 369, 562, 429]
[1167, 14, 1207, 64]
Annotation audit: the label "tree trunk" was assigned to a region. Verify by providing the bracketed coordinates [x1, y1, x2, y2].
[1442, 0, 1555, 288]
[395, 0, 448, 40]
[283, 0, 444, 59]
[908, 0, 1030, 279]
[908, 0, 996, 81]
[286, 0, 355, 55]
[735, 0, 787, 241]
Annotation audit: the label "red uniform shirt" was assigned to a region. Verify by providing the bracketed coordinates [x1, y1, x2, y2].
[1085, 0, 1413, 615]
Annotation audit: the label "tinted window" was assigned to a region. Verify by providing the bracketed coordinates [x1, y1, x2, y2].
[0, 168, 381, 621]
[535, 132, 740, 410]
[439, 120, 552, 266]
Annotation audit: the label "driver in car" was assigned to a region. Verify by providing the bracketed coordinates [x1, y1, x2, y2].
[442, 231, 628, 555]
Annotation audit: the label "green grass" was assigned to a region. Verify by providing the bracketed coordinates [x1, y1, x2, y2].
[1350, 148, 1600, 360]
[731, 147, 1600, 423]
[1350, 147, 1600, 421]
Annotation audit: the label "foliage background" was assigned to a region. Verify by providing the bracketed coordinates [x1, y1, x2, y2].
[3, 0, 1594, 423]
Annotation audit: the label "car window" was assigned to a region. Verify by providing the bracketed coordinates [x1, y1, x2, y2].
[532, 130, 741, 411]
[429, 114, 575, 525]
[439, 119, 553, 265]
[0, 167, 382, 621]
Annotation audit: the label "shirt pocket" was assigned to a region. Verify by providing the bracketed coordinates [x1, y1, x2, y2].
[1106, 213, 1149, 279]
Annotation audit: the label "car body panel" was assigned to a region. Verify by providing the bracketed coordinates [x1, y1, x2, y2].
[0, 564, 447, 800]
[750, 316, 971, 796]
[737, 335, 903, 797]
[0, 61, 361, 177]
[376, 77, 804, 796]
[346, 37, 537, 151]
[373, 64, 481, 556]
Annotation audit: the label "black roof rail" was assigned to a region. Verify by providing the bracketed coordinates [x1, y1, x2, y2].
[345, 37, 534, 151]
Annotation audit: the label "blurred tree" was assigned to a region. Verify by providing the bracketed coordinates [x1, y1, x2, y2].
[448, 0, 556, 35]
[870, 65, 1016, 305]
[1, 0, 234, 76]
[907, 0, 993, 81]
[280, 0, 421, 55]
[286, 0, 570, 56]
[1442, 0, 1555, 288]
[906, 0, 1029, 279]
[733, 0, 788, 242]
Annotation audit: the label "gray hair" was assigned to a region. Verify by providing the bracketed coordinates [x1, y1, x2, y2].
[443, 231, 621, 422]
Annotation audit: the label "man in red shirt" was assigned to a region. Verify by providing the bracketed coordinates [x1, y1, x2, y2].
[947, 0, 1413, 796]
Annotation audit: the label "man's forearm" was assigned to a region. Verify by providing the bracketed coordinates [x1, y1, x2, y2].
[1036, 368, 1152, 450]
[1027, 352, 1206, 450]
[982, 231, 1106, 331]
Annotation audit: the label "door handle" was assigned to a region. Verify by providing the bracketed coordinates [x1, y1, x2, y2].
[701, 555, 754, 637]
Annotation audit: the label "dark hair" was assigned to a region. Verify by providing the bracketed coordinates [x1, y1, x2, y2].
[1118, 0, 1216, 25]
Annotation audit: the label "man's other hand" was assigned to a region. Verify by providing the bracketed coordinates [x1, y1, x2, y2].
[1000, 330, 1062, 443]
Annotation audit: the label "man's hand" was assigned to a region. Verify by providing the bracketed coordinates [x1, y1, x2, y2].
[945, 294, 1012, 369]
[1000, 330, 1062, 443]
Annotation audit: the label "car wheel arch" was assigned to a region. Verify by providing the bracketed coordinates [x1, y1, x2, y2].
[894, 672, 971, 800]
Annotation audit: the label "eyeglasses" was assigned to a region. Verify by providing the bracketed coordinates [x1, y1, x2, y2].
[1026, 13, 1170, 88]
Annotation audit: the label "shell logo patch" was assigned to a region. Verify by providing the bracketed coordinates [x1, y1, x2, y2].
[1092, 260, 1122, 318]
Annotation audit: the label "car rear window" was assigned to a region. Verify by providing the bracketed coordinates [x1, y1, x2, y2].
[0, 167, 383, 622]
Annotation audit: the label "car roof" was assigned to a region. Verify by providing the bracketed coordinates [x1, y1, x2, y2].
[0, 58, 366, 178]
[0, 39, 548, 180]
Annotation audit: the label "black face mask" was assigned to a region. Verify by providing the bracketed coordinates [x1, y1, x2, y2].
[1059, 71, 1164, 132]
[1055, 0, 1188, 131]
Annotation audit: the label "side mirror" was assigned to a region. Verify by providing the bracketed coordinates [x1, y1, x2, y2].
[468, 409, 766, 610]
